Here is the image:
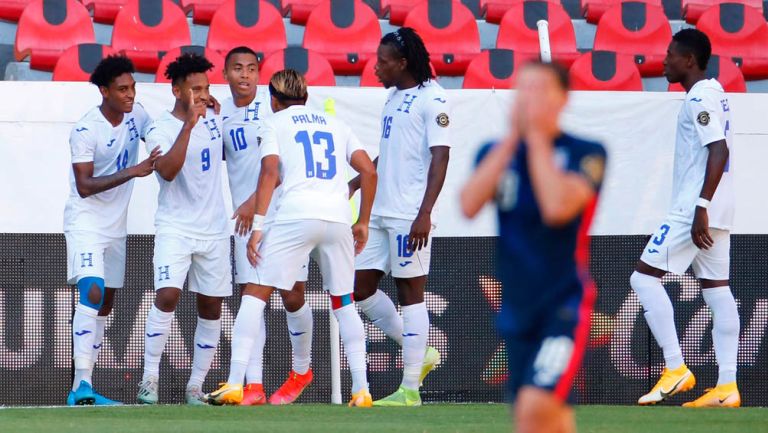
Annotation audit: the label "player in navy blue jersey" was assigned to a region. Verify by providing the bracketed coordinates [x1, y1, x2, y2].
[462, 61, 606, 433]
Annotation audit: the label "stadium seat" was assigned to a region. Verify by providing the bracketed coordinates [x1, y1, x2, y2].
[282, 0, 322, 24]
[14, 0, 95, 71]
[592, 2, 671, 76]
[381, 0, 425, 25]
[581, 0, 662, 24]
[80, 0, 127, 23]
[496, 1, 578, 67]
[402, 0, 481, 75]
[155, 46, 228, 84]
[0, 0, 33, 21]
[180, 0, 225, 24]
[259, 47, 336, 86]
[569, 50, 643, 90]
[682, 0, 762, 24]
[111, 0, 191, 73]
[480, 0, 564, 24]
[302, 0, 381, 75]
[52, 43, 118, 81]
[668, 55, 747, 92]
[696, 3, 768, 79]
[207, 0, 286, 62]
[462, 49, 536, 89]
[359, 56, 437, 86]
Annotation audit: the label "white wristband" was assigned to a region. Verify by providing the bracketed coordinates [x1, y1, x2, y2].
[696, 197, 710, 209]
[252, 214, 265, 231]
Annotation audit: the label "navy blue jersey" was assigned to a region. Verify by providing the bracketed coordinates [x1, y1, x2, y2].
[477, 133, 606, 336]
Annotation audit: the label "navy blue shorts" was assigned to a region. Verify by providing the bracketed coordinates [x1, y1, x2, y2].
[503, 285, 594, 404]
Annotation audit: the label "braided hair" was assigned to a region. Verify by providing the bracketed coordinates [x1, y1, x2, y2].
[380, 27, 434, 85]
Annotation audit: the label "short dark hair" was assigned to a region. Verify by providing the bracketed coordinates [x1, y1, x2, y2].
[164, 52, 214, 86]
[89, 54, 135, 88]
[672, 28, 711, 70]
[380, 27, 434, 85]
[225, 46, 259, 67]
[524, 60, 570, 91]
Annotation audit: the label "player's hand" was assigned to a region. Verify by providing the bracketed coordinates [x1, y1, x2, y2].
[408, 211, 431, 252]
[185, 89, 207, 127]
[208, 94, 221, 115]
[232, 200, 255, 238]
[247, 230, 263, 267]
[352, 222, 369, 255]
[691, 206, 714, 250]
[515, 70, 561, 143]
[132, 146, 162, 177]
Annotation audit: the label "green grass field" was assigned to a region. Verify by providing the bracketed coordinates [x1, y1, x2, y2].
[2, 404, 766, 433]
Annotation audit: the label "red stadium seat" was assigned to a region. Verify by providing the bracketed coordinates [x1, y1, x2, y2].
[592, 2, 671, 76]
[359, 56, 437, 86]
[52, 43, 118, 81]
[14, 0, 95, 71]
[480, 0, 563, 24]
[259, 47, 336, 86]
[581, 0, 662, 24]
[381, 0, 424, 25]
[569, 50, 643, 91]
[682, 0, 762, 24]
[462, 49, 536, 88]
[303, 0, 381, 75]
[155, 45, 228, 84]
[207, 0, 286, 62]
[402, 0, 481, 75]
[80, 0, 127, 23]
[668, 55, 746, 93]
[496, 1, 578, 67]
[180, 0, 225, 24]
[696, 3, 768, 79]
[0, 0, 33, 21]
[111, 0, 191, 73]
[282, 0, 322, 24]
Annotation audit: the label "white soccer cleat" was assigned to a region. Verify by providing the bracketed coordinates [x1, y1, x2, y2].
[137, 376, 159, 405]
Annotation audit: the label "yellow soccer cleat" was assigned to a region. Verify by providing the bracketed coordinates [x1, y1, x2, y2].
[373, 386, 422, 407]
[638, 364, 696, 405]
[205, 383, 243, 406]
[419, 346, 441, 387]
[348, 389, 373, 408]
[683, 382, 741, 408]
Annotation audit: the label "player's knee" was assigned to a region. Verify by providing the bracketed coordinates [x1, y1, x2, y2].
[196, 295, 223, 320]
[154, 288, 181, 313]
[77, 277, 105, 310]
[281, 288, 305, 312]
[98, 288, 116, 316]
[515, 390, 558, 433]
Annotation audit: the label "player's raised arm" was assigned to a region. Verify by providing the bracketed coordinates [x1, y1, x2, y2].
[460, 136, 517, 218]
[153, 88, 207, 181]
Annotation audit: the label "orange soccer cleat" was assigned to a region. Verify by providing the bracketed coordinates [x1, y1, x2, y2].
[268, 369, 314, 405]
[240, 383, 266, 406]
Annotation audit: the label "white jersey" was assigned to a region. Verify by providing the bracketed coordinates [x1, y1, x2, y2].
[63, 103, 151, 238]
[260, 105, 364, 224]
[372, 80, 451, 221]
[221, 89, 281, 222]
[145, 110, 228, 239]
[669, 78, 734, 230]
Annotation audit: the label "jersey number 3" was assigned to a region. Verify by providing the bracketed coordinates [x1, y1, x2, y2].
[295, 130, 337, 179]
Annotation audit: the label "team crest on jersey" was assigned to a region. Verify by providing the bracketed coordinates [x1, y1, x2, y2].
[436, 113, 450, 127]
[580, 155, 605, 186]
[697, 111, 710, 126]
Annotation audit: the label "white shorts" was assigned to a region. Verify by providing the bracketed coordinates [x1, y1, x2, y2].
[65, 232, 126, 288]
[640, 219, 730, 280]
[153, 234, 232, 297]
[254, 219, 353, 296]
[355, 215, 433, 278]
[234, 231, 309, 285]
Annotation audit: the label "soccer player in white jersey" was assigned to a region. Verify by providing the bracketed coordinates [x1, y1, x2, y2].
[348, 28, 450, 406]
[221, 47, 315, 405]
[631, 29, 740, 407]
[64, 55, 159, 406]
[207, 69, 377, 407]
[136, 53, 229, 405]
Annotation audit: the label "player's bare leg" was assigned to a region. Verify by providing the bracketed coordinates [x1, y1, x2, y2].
[138, 287, 182, 404]
[515, 387, 573, 433]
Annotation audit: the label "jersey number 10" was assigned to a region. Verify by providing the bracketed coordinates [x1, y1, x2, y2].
[295, 130, 337, 179]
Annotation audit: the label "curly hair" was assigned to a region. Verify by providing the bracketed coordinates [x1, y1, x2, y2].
[380, 27, 434, 85]
[164, 52, 213, 86]
[89, 54, 135, 88]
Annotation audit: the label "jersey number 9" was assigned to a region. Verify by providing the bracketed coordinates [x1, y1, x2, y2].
[201, 148, 211, 171]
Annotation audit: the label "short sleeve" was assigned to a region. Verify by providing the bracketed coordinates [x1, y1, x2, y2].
[144, 121, 173, 154]
[423, 90, 451, 149]
[69, 124, 96, 164]
[574, 143, 607, 193]
[259, 120, 279, 158]
[345, 124, 364, 162]
[689, 93, 725, 147]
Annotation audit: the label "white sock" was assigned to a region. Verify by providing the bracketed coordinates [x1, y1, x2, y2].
[333, 303, 368, 394]
[188, 317, 221, 389]
[630, 272, 684, 370]
[358, 290, 403, 346]
[228, 296, 266, 385]
[91, 315, 107, 365]
[401, 302, 429, 390]
[72, 304, 98, 390]
[245, 314, 266, 385]
[286, 303, 313, 375]
[702, 286, 740, 385]
[142, 305, 174, 381]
